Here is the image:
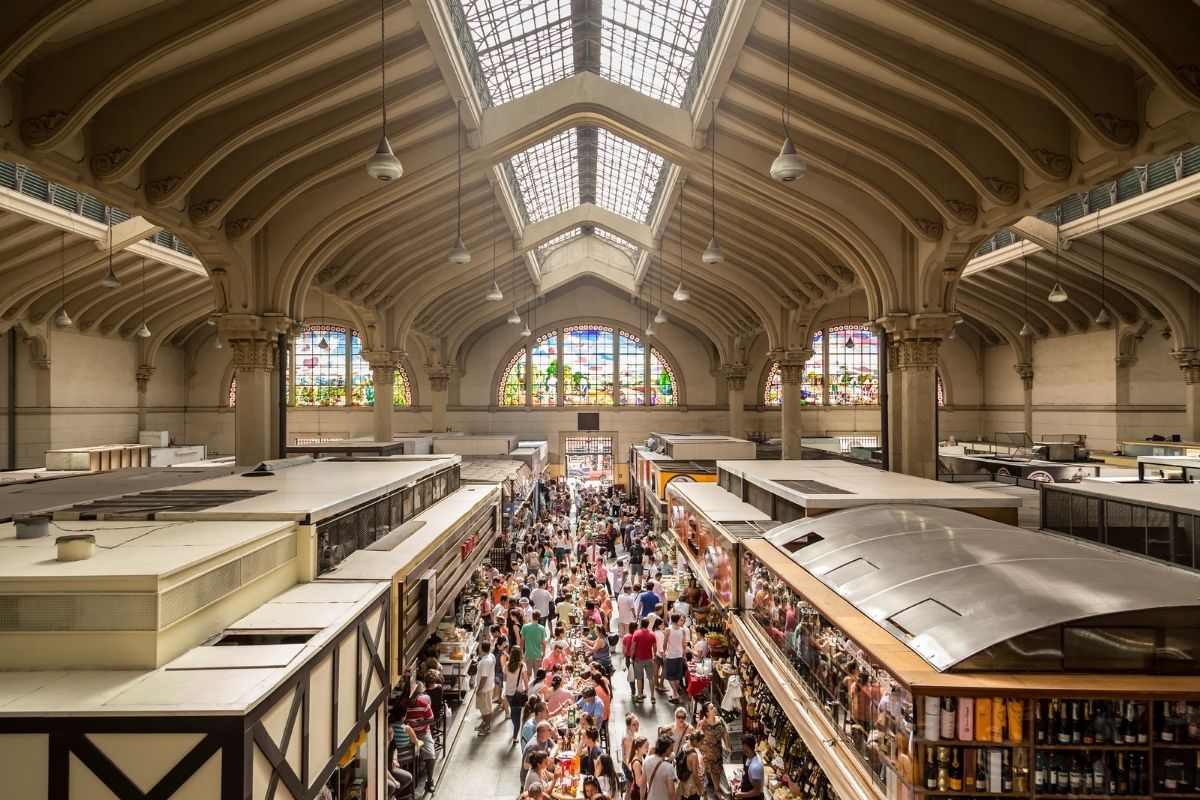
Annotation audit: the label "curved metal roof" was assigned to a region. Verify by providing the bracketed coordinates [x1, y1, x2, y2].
[765, 505, 1200, 671]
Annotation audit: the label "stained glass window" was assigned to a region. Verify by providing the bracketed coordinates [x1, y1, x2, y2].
[499, 348, 527, 406]
[826, 324, 879, 405]
[531, 332, 559, 406]
[349, 334, 371, 405]
[228, 375, 237, 407]
[294, 325, 347, 406]
[649, 347, 676, 405]
[763, 363, 781, 406]
[618, 332, 645, 405]
[563, 325, 615, 405]
[394, 365, 412, 407]
[803, 331, 824, 405]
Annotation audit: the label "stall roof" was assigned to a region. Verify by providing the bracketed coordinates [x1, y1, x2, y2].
[150, 457, 459, 523]
[1043, 480, 1200, 514]
[668, 481, 773, 522]
[319, 485, 499, 582]
[0, 581, 386, 716]
[458, 458, 531, 484]
[765, 505, 1200, 671]
[718, 460, 1020, 509]
[0, 465, 242, 521]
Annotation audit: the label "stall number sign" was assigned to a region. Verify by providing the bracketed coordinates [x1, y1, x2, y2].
[460, 533, 478, 561]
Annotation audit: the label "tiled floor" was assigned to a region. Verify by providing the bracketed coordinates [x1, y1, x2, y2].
[435, 667, 680, 800]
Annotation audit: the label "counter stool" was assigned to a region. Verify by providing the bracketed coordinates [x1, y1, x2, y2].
[390, 729, 419, 800]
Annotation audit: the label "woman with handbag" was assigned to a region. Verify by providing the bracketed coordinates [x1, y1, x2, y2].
[504, 653, 529, 745]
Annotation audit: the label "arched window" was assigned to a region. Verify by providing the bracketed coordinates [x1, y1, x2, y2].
[228, 375, 237, 407]
[290, 324, 411, 407]
[498, 326, 679, 407]
[764, 326, 877, 406]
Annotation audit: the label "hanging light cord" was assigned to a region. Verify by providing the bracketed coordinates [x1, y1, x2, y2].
[678, 191, 685, 283]
[379, 0, 387, 125]
[456, 99, 463, 237]
[1023, 255, 1029, 323]
[1098, 228, 1105, 303]
[491, 191, 497, 283]
[59, 231, 66, 308]
[1054, 209, 1062, 283]
[710, 100, 718, 234]
[140, 257, 147, 327]
[782, 0, 792, 137]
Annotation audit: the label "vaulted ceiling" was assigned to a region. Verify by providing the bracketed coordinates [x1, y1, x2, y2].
[0, 0, 1198, 370]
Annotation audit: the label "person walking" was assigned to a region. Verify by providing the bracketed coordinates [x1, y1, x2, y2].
[677, 730, 706, 800]
[641, 735, 678, 800]
[698, 702, 731, 800]
[521, 610, 549, 663]
[662, 613, 688, 703]
[475, 641, 496, 736]
[630, 618, 658, 703]
[503, 653, 529, 745]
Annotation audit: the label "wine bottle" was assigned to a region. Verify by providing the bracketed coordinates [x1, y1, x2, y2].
[941, 697, 957, 740]
[927, 748, 938, 791]
[1189, 702, 1199, 743]
[1091, 754, 1106, 795]
[976, 697, 992, 743]
[1035, 700, 1046, 744]
[1094, 701, 1108, 745]
[1002, 750, 1013, 793]
[1161, 700, 1175, 743]
[1035, 751, 1048, 793]
[958, 697, 975, 742]
[949, 749, 963, 792]
[1128, 753, 1142, 796]
[975, 752, 987, 792]
[1069, 755, 1083, 794]
[1058, 701, 1071, 744]
[1082, 700, 1094, 745]
[1116, 752, 1129, 795]
[1106, 753, 1118, 796]
[1135, 703, 1148, 745]
[1165, 757, 1180, 792]
[1071, 701, 1082, 745]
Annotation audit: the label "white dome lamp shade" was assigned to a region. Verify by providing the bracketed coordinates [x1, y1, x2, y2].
[672, 282, 690, 303]
[770, 0, 807, 183]
[654, 308, 668, 325]
[486, 281, 504, 302]
[365, 0, 402, 182]
[447, 100, 471, 264]
[54, 231, 71, 327]
[507, 308, 521, 325]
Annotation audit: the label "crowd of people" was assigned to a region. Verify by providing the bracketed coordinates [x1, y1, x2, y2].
[388, 477, 763, 800]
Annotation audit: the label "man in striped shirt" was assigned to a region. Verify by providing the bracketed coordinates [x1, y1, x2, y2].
[403, 681, 438, 793]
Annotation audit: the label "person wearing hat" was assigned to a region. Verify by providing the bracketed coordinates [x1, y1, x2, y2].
[518, 595, 533, 624]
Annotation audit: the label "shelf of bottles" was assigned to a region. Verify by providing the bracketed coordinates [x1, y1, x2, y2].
[740, 648, 841, 800]
[916, 696, 1200, 800]
[743, 550, 916, 799]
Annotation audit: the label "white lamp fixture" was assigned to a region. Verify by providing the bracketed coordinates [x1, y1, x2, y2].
[947, 327, 959, 340]
[654, 308, 668, 325]
[770, 0, 807, 183]
[55, 231, 72, 328]
[703, 100, 726, 264]
[1020, 255, 1034, 338]
[485, 193, 503, 301]
[645, 323, 656, 337]
[1047, 209, 1068, 303]
[1020, 320, 1034, 337]
[673, 192, 690, 302]
[520, 321, 532, 337]
[507, 309, 521, 325]
[365, 0, 403, 182]
[213, 336, 223, 350]
[99, 227, 120, 288]
[135, 257, 151, 338]
[447, 100, 471, 264]
[1095, 228, 1111, 325]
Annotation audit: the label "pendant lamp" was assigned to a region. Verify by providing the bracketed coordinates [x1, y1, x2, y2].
[672, 192, 690, 302]
[316, 291, 329, 349]
[1047, 209, 1068, 303]
[135, 258, 151, 338]
[654, 307, 668, 325]
[1095, 229, 1111, 325]
[645, 293, 656, 337]
[519, 281, 531, 337]
[54, 231, 72, 328]
[365, 0, 403, 182]
[653, 253, 668, 324]
[447, 100, 471, 264]
[507, 308, 521, 325]
[485, 192, 503, 301]
[770, 0, 807, 182]
[213, 336, 223, 350]
[99, 226, 120, 289]
[844, 294, 856, 349]
[1020, 255, 1034, 338]
[702, 100, 726, 264]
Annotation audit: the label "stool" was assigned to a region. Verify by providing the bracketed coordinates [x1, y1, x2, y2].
[391, 738, 418, 800]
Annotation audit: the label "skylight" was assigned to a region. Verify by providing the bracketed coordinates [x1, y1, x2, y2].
[507, 129, 579, 222]
[507, 127, 667, 226]
[593, 227, 640, 259]
[534, 226, 641, 267]
[452, 0, 721, 108]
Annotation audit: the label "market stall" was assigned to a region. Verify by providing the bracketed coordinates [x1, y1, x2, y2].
[738, 504, 1200, 800]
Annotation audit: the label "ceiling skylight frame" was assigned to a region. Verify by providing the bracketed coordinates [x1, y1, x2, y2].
[454, 0, 575, 106]
[595, 128, 665, 224]
[600, 0, 717, 107]
[507, 128, 580, 223]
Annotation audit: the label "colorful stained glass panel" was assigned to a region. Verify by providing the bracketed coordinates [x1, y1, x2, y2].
[826, 324, 879, 405]
[531, 333, 559, 406]
[563, 325, 614, 405]
[294, 325, 347, 406]
[499, 348, 528, 406]
[618, 331, 645, 405]
[649, 347, 676, 405]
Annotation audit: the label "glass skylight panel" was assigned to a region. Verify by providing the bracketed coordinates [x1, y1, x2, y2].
[456, 0, 574, 105]
[593, 227, 640, 258]
[595, 129, 664, 223]
[508, 129, 579, 222]
[600, 0, 714, 106]
[535, 227, 584, 263]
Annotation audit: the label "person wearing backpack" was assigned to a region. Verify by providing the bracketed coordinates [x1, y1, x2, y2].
[677, 730, 705, 800]
[628, 539, 644, 580]
[641, 735, 678, 800]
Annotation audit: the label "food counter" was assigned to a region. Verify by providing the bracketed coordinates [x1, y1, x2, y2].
[737, 504, 1200, 800]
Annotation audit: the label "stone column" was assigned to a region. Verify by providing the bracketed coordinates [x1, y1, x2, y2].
[220, 314, 291, 466]
[1015, 362, 1034, 439]
[893, 335, 943, 478]
[886, 341, 902, 468]
[362, 350, 402, 443]
[771, 350, 812, 460]
[428, 366, 451, 433]
[1175, 349, 1200, 442]
[720, 363, 749, 439]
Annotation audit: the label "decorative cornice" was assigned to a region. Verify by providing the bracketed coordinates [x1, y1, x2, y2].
[146, 176, 182, 203]
[1093, 113, 1137, 145]
[914, 218, 943, 239]
[1031, 148, 1071, 178]
[190, 198, 221, 222]
[768, 350, 813, 384]
[225, 217, 255, 239]
[983, 176, 1019, 204]
[1174, 348, 1200, 384]
[91, 147, 131, 177]
[20, 112, 68, 145]
[427, 365, 452, 393]
[136, 365, 155, 393]
[720, 363, 750, 392]
[944, 198, 978, 223]
[1014, 362, 1034, 391]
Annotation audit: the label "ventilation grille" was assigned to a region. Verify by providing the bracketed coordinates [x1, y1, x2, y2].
[0, 594, 157, 631]
[159, 536, 297, 627]
[776, 479, 849, 495]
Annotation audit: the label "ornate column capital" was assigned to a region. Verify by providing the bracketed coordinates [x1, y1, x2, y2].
[228, 338, 279, 372]
[427, 365, 453, 393]
[218, 314, 293, 373]
[1014, 361, 1034, 391]
[893, 338, 941, 371]
[719, 363, 750, 392]
[360, 349, 404, 369]
[136, 365, 155, 394]
[877, 311, 956, 338]
[1173, 348, 1200, 384]
[768, 349, 813, 384]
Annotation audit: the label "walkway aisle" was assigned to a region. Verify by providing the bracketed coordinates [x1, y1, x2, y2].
[435, 666, 677, 800]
